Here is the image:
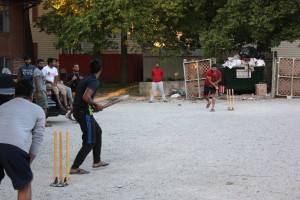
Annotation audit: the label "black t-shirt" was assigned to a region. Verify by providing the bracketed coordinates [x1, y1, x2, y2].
[73, 74, 99, 115]
[67, 72, 84, 92]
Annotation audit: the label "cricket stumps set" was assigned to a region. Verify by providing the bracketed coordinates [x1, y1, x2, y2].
[51, 131, 70, 187]
[226, 89, 235, 110]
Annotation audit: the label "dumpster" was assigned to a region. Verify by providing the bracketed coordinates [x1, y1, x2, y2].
[221, 67, 264, 92]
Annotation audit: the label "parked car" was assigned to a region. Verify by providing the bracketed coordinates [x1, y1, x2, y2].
[0, 74, 67, 117]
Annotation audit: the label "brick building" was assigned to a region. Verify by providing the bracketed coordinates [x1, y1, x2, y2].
[0, 0, 41, 74]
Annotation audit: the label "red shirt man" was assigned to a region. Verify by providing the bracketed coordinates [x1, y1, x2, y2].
[205, 69, 222, 89]
[203, 64, 222, 112]
[151, 68, 164, 82]
[149, 62, 167, 103]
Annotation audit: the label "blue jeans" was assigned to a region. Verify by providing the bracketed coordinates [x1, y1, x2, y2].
[62, 85, 74, 104]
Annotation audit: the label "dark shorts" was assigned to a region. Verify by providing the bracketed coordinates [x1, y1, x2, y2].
[0, 143, 33, 190]
[203, 85, 216, 96]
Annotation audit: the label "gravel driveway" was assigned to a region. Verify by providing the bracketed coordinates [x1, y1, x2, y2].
[1, 97, 300, 200]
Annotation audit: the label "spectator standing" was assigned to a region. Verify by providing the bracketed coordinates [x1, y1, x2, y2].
[149, 62, 167, 103]
[66, 64, 84, 95]
[33, 59, 52, 127]
[17, 56, 36, 85]
[65, 64, 84, 120]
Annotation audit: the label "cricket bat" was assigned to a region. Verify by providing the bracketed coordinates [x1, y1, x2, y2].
[102, 95, 129, 109]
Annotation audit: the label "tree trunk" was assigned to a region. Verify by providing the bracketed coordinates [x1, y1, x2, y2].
[92, 44, 101, 59]
[120, 32, 128, 86]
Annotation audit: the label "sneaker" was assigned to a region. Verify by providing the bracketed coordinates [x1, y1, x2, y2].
[149, 101, 153, 103]
[163, 100, 168, 102]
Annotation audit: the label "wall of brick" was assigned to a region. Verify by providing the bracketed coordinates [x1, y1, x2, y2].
[0, 4, 24, 73]
[11, 57, 23, 74]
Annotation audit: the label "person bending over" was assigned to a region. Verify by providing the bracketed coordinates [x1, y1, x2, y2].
[203, 64, 222, 112]
[0, 80, 45, 200]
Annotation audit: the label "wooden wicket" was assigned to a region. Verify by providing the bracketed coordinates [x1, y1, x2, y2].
[66, 132, 70, 185]
[226, 89, 234, 110]
[59, 132, 63, 184]
[53, 132, 57, 184]
[51, 131, 70, 187]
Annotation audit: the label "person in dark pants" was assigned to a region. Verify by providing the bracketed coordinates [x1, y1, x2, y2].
[65, 64, 84, 120]
[70, 59, 109, 175]
[66, 63, 84, 94]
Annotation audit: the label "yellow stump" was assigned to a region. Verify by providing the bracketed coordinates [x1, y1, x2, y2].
[231, 89, 235, 110]
[226, 89, 235, 110]
[226, 89, 229, 109]
[59, 132, 63, 184]
[66, 132, 70, 184]
[53, 132, 57, 181]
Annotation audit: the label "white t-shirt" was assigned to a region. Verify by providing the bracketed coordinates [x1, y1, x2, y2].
[42, 65, 58, 83]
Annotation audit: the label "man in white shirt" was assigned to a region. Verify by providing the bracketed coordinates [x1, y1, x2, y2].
[42, 58, 69, 109]
[0, 80, 45, 200]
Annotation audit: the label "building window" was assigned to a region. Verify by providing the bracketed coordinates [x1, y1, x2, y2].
[0, 56, 11, 74]
[0, 0, 9, 33]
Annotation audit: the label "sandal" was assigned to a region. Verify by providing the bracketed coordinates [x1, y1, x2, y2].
[69, 168, 90, 175]
[45, 122, 52, 127]
[58, 104, 65, 110]
[92, 161, 110, 168]
[210, 109, 215, 112]
[206, 103, 211, 108]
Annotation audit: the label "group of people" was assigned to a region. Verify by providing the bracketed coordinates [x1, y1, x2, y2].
[0, 58, 221, 200]
[149, 62, 222, 112]
[17, 56, 84, 126]
[1, 57, 108, 199]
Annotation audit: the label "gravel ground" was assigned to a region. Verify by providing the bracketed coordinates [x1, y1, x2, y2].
[1, 97, 300, 200]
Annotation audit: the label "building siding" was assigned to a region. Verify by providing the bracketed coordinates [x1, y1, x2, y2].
[80, 34, 141, 54]
[30, 5, 59, 61]
[271, 40, 300, 58]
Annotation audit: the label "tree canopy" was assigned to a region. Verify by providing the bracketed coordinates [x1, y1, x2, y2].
[36, 0, 300, 58]
[37, 0, 119, 57]
[202, 0, 300, 56]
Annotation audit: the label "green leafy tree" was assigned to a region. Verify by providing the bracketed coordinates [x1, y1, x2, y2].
[37, 0, 118, 58]
[36, 0, 203, 84]
[202, 0, 300, 57]
[37, 0, 243, 84]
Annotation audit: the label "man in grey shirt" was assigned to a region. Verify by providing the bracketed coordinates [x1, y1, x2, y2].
[33, 59, 52, 127]
[0, 80, 45, 200]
